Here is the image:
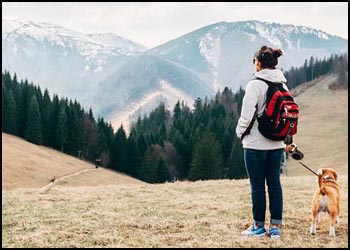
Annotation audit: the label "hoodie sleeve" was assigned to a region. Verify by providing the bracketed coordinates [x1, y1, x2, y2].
[236, 80, 259, 140]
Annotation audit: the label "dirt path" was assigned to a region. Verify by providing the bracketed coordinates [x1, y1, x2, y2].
[39, 168, 96, 194]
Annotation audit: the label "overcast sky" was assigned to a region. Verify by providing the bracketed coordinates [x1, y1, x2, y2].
[2, 2, 348, 48]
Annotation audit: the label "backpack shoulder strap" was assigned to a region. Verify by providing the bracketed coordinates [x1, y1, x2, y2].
[254, 76, 287, 90]
[241, 104, 258, 140]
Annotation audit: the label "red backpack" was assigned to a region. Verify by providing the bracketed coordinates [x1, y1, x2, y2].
[241, 77, 299, 142]
[257, 77, 299, 141]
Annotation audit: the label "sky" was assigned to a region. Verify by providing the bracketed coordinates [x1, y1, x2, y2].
[2, 2, 348, 48]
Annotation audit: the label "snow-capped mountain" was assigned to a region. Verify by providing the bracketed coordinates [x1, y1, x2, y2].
[2, 19, 347, 132]
[148, 20, 348, 92]
[2, 18, 145, 102]
[95, 20, 347, 131]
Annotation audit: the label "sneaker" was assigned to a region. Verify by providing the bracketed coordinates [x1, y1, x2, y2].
[241, 223, 266, 237]
[269, 227, 281, 239]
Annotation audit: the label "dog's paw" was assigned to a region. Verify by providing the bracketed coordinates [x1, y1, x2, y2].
[310, 224, 316, 235]
[336, 215, 340, 224]
[329, 226, 336, 237]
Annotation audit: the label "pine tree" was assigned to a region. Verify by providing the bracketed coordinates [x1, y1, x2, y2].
[139, 147, 158, 183]
[228, 139, 246, 179]
[111, 126, 128, 172]
[2, 84, 9, 132]
[6, 90, 17, 134]
[49, 95, 60, 149]
[25, 95, 42, 145]
[65, 102, 79, 155]
[41, 89, 51, 146]
[189, 131, 222, 181]
[156, 156, 170, 183]
[127, 130, 141, 178]
[56, 102, 68, 152]
[137, 133, 147, 160]
[221, 129, 233, 173]
[17, 79, 30, 137]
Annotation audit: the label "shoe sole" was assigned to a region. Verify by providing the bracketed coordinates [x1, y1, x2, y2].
[242, 232, 266, 237]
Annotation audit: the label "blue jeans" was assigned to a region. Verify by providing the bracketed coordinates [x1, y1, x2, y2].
[244, 148, 284, 227]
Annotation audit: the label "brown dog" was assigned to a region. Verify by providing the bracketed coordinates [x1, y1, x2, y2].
[310, 168, 340, 237]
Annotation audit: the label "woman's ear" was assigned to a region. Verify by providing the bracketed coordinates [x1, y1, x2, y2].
[255, 60, 262, 72]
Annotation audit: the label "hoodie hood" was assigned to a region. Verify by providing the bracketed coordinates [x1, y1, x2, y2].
[254, 68, 287, 83]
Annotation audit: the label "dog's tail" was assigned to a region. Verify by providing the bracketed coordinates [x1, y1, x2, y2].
[320, 186, 327, 196]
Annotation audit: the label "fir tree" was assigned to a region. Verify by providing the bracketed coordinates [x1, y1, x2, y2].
[65, 102, 79, 155]
[56, 102, 68, 152]
[41, 89, 51, 146]
[228, 139, 246, 179]
[139, 147, 158, 183]
[156, 156, 170, 183]
[189, 131, 222, 181]
[25, 95, 42, 145]
[111, 125, 128, 172]
[127, 130, 141, 178]
[7, 90, 17, 135]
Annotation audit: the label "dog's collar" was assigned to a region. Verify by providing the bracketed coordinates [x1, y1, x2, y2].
[322, 176, 336, 182]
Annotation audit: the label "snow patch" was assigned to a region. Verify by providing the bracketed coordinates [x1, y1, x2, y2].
[254, 22, 282, 47]
[94, 66, 103, 73]
[199, 25, 226, 69]
[244, 32, 256, 42]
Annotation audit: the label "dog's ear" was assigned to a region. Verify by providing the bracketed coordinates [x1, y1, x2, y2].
[316, 168, 323, 176]
[333, 170, 338, 180]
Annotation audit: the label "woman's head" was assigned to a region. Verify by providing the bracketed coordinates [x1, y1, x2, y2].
[253, 46, 283, 71]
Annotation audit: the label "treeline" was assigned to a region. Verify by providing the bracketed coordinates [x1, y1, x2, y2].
[130, 87, 246, 183]
[2, 71, 115, 165]
[2, 71, 246, 183]
[284, 53, 348, 89]
[5, 53, 345, 184]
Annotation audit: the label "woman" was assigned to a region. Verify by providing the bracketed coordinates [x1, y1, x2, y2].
[236, 45, 287, 239]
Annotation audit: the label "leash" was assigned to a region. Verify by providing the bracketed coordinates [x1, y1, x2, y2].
[298, 162, 318, 176]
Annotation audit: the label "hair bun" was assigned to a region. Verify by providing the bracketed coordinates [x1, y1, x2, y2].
[273, 49, 283, 58]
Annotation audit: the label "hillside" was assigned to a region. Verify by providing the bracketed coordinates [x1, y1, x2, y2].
[2, 176, 348, 247]
[97, 20, 347, 130]
[2, 133, 145, 190]
[286, 74, 348, 176]
[3, 19, 347, 131]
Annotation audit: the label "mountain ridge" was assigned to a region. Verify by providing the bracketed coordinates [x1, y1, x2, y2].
[2, 18, 347, 131]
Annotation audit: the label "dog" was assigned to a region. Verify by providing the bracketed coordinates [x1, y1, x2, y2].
[310, 168, 340, 237]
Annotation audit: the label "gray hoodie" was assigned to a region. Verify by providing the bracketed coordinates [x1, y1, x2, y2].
[236, 68, 288, 150]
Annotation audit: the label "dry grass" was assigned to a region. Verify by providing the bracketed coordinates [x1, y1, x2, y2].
[2, 176, 348, 248]
[2, 133, 144, 190]
[287, 75, 348, 176]
[2, 75, 348, 248]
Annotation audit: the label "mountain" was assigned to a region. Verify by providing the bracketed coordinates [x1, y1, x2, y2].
[95, 20, 347, 130]
[2, 18, 146, 103]
[148, 20, 347, 92]
[2, 19, 347, 131]
[92, 54, 213, 129]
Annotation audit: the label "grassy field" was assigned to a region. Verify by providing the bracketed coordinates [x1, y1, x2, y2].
[2, 176, 348, 248]
[2, 75, 348, 248]
[287, 75, 348, 176]
[2, 133, 144, 190]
